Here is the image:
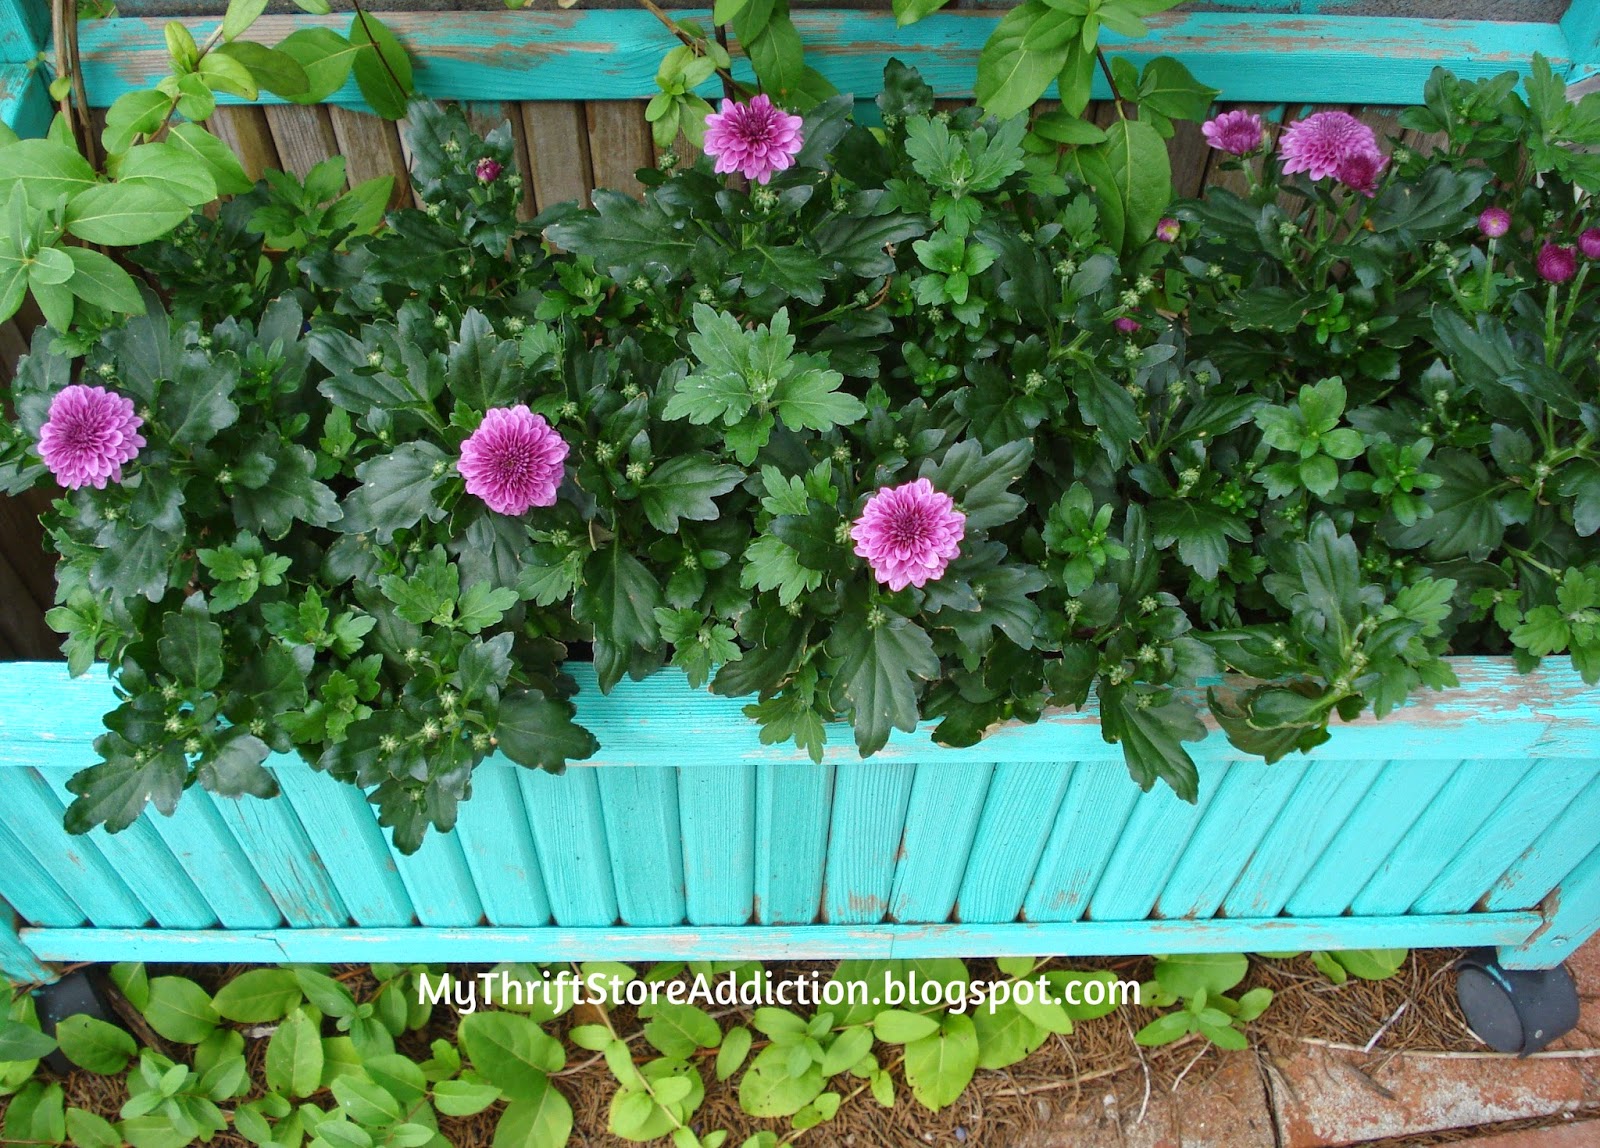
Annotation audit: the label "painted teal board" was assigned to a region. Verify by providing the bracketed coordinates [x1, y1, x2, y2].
[822, 763, 916, 924]
[956, 762, 1074, 923]
[1284, 761, 1457, 917]
[888, 761, 993, 924]
[1088, 762, 1232, 921]
[679, 764, 756, 926]
[1155, 759, 1309, 920]
[34, 767, 215, 929]
[454, 766, 552, 927]
[385, 819, 485, 928]
[137, 784, 283, 929]
[1352, 758, 1539, 917]
[519, 767, 618, 926]
[207, 788, 350, 927]
[1021, 762, 1142, 923]
[1484, 773, 1600, 912]
[3, 769, 148, 926]
[753, 763, 834, 925]
[0, 820, 85, 927]
[272, 768, 413, 927]
[1501, 843, 1600, 969]
[1564, 0, 1600, 79]
[0, 908, 51, 985]
[22, 912, 1544, 965]
[72, 11, 1573, 112]
[1412, 759, 1600, 915]
[0, 0, 47, 62]
[4, 659, 1598, 769]
[1220, 759, 1386, 918]
[596, 766, 684, 927]
[0, 61, 48, 138]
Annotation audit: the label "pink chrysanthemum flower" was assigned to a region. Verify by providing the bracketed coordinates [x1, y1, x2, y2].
[1478, 207, 1512, 238]
[1335, 150, 1387, 197]
[703, 95, 805, 185]
[1279, 111, 1381, 182]
[1201, 110, 1263, 156]
[1580, 229, 1600, 259]
[850, 478, 965, 592]
[37, 384, 145, 490]
[475, 157, 502, 183]
[1538, 242, 1578, 284]
[1114, 317, 1140, 334]
[1155, 217, 1180, 242]
[457, 405, 569, 515]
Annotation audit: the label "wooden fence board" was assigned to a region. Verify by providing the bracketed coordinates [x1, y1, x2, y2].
[264, 103, 341, 180]
[523, 100, 593, 209]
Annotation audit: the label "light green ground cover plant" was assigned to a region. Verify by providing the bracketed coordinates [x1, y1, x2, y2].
[0, 953, 1401, 1147]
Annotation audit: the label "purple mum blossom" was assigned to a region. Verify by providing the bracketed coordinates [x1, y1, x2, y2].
[1201, 110, 1264, 156]
[1279, 111, 1381, 182]
[850, 477, 965, 592]
[703, 95, 804, 185]
[1335, 150, 1387, 197]
[1538, 242, 1578, 284]
[37, 384, 145, 490]
[1114, 317, 1140, 334]
[1155, 217, 1180, 242]
[1581, 229, 1600, 259]
[1478, 207, 1511, 239]
[458, 405, 569, 515]
[475, 157, 503, 183]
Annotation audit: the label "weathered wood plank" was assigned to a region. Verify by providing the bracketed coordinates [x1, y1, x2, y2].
[1155, 758, 1309, 920]
[679, 764, 756, 925]
[1088, 762, 1231, 921]
[1351, 758, 1540, 916]
[73, 12, 1573, 111]
[384, 818, 485, 928]
[822, 763, 916, 924]
[0, 906, 52, 985]
[754, 763, 834, 925]
[1484, 773, 1600, 912]
[1021, 765, 1145, 923]
[955, 762, 1073, 923]
[595, 766, 685, 926]
[2, 770, 148, 926]
[520, 767, 618, 926]
[522, 100, 591, 210]
[0, 820, 85, 927]
[263, 104, 340, 181]
[888, 761, 992, 924]
[1412, 759, 1600, 914]
[273, 768, 413, 927]
[206, 106, 280, 182]
[329, 106, 412, 207]
[1501, 842, 1600, 969]
[4, 660, 1598, 769]
[207, 789, 351, 927]
[20, 911, 1545, 967]
[455, 767, 552, 927]
[586, 101, 653, 199]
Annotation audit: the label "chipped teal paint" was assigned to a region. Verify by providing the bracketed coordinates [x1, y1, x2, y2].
[36, 7, 1587, 123]
[0, 657, 1598, 983]
[0, 0, 49, 138]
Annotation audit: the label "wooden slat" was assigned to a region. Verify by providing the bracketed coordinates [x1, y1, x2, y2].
[586, 101, 654, 199]
[519, 767, 618, 926]
[888, 761, 992, 924]
[208, 789, 351, 927]
[142, 782, 286, 929]
[74, 12, 1574, 110]
[454, 767, 552, 927]
[329, 106, 412, 207]
[385, 820, 485, 927]
[0, 905, 51, 985]
[753, 763, 835, 925]
[206, 105, 280, 182]
[1485, 774, 1600, 912]
[2, 770, 148, 926]
[1155, 758, 1309, 919]
[264, 104, 340, 181]
[595, 766, 685, 926]
[0, 820, 85, 927]
[955, 762, 1073, 923]
[821, 763, 916, 924]
[1087, 761, 1232, 921]
[23, 911, 1546, 966]
[1351, 758, 1539, 916]
[678, 764, 756, 925]
[1501, 842, 1600, 969]
[273, 768, 413, 927]
[522, 100, 592, 210]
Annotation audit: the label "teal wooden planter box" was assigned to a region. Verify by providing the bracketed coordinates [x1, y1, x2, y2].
[2, 657, 1598, 985]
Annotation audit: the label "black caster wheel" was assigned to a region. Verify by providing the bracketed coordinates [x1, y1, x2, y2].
[1456, 948, 1581, 1055]
[31, 970, 122, 1077]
